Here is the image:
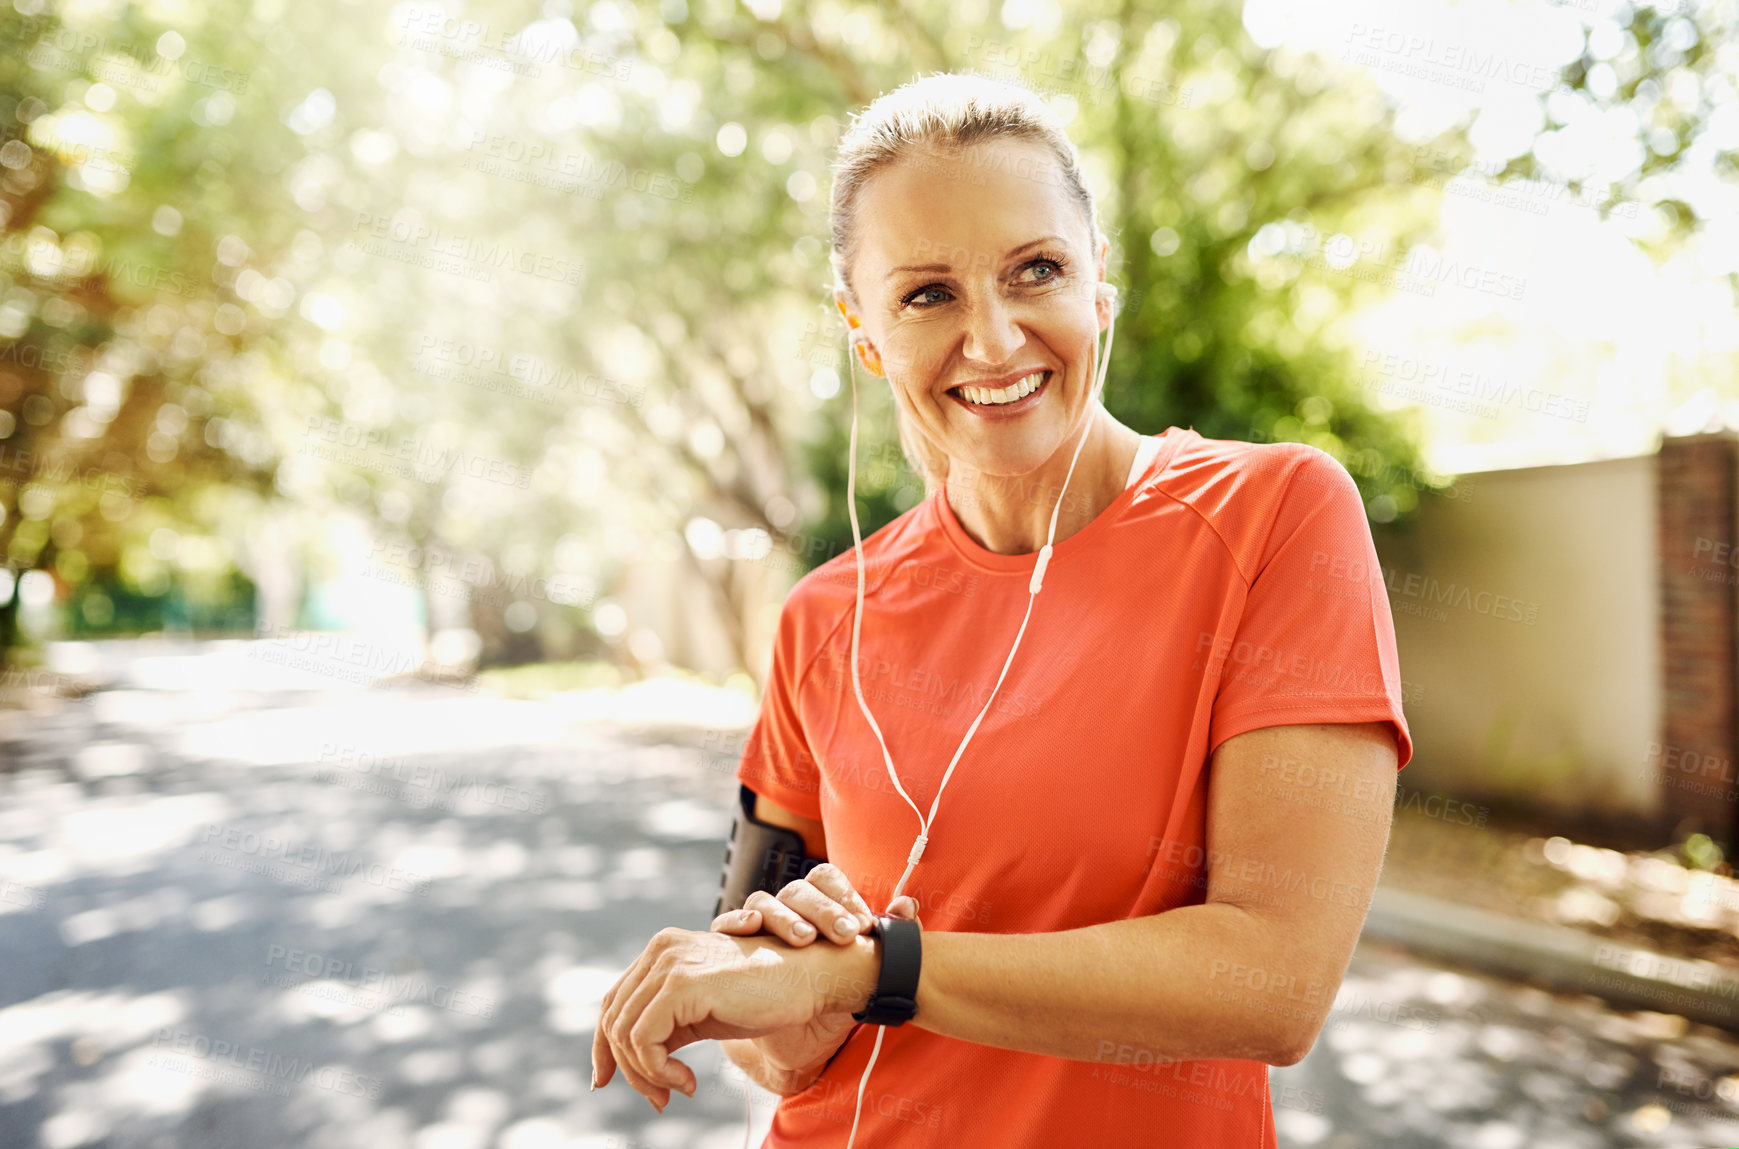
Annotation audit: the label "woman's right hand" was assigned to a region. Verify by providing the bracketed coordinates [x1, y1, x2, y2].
[711, 864, 920, 1079]
[716, 863, 917, 949]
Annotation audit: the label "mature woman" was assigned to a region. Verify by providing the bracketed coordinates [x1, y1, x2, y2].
[592, 71, 1411, 1147]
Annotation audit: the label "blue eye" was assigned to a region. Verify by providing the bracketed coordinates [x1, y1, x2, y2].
[897, 253, 1070, 310]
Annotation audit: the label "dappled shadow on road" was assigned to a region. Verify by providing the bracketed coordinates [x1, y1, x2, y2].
[0, 685, 771, 1149]
[8, 683, 1739, 1149]
[1273, 940, 1739, 1149]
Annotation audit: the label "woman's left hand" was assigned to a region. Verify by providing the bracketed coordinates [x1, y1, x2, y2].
[590, 926, 874, 1111]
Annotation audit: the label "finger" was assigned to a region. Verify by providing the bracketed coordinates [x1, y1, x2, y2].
[710, 907, 762, 935]
[606, 989, 675, 1107]
[804, 862, 877, 933]
[597, 1024, 672, 1108]
[888, 895, 920, 922]
[744, 889, 820, 946]
[595, 947, 663, 1103]
[778, 877, 865, 944]
[591, 1014, 616, 1091]
[610, 958, 687, 1100]
[590, 962, 636, 1091]
[632, 999, 697, 1098]
[612, 1045, 674, 1110]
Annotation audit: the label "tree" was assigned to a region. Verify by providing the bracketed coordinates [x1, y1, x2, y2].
[1502, 0, 1737, 264]
[732, 0, 1465, 565]
[0, 3, 287, 657]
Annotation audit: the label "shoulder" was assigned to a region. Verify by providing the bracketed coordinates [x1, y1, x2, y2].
[1149, 431, 1363, 574]
[1160, 430, 1353, 499]
[773, 497, 938, 644]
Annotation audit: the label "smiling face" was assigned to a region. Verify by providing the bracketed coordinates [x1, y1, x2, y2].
[838, 137, 1110, 481]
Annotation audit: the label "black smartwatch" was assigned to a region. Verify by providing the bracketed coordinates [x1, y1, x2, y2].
[852, 914, 922, 1027]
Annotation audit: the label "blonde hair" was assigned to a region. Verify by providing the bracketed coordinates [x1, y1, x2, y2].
[827, 71, 1108, 497]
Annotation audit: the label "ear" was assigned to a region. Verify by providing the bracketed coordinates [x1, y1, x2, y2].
[835, 291, 886, 378]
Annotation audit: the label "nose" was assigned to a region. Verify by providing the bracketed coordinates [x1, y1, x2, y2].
[959, 289, 1027, 367]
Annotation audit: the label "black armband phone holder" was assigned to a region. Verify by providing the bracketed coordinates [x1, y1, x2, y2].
[713, 783, 826, 919]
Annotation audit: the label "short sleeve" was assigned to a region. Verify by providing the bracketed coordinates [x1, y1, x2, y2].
[1207, 447, 1413, 769]
[735, 589, 827, 819]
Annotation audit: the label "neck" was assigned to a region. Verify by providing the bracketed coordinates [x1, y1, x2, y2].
[943, 408, 1141, 555]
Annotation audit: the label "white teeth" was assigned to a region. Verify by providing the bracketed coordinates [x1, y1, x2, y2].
[957, 372, 1047, 406]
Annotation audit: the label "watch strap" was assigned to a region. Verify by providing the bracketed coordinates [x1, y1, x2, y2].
[852, 914, 921, 1026]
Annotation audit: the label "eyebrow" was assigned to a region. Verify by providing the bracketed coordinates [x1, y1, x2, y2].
[885, 236, 1067, 280]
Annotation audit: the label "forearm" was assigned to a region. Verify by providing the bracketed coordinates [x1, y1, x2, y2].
[905, 904, 1336, 1067]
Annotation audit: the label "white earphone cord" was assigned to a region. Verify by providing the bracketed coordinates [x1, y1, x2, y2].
[736, 284, 1118, 1149]
[828, 282, 1117, 1149]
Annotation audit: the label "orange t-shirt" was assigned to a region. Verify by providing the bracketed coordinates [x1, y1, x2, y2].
[736, 427, 1412, 1147]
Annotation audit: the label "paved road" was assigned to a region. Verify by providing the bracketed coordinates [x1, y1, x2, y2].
[1, 663, 1737, 1148]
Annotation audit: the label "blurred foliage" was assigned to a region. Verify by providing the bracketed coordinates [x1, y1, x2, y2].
[1505, 0, 1738, 257]
[0, 0, 1733, 673]
[787, 0, 1466, 558]
[0, 0, 291, 655]
[1683, 830, 1727, 872]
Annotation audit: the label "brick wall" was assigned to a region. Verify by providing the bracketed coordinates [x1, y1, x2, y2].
[1657, 432, 1739, 849]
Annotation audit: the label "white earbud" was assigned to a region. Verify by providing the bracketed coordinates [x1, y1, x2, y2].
[765, 280, 1120, 1149]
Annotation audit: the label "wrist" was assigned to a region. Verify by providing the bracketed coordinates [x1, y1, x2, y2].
[821, 931, 881, 1015]
[727, 1038, 829, 1097]
[849, 914, 922, 1026]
